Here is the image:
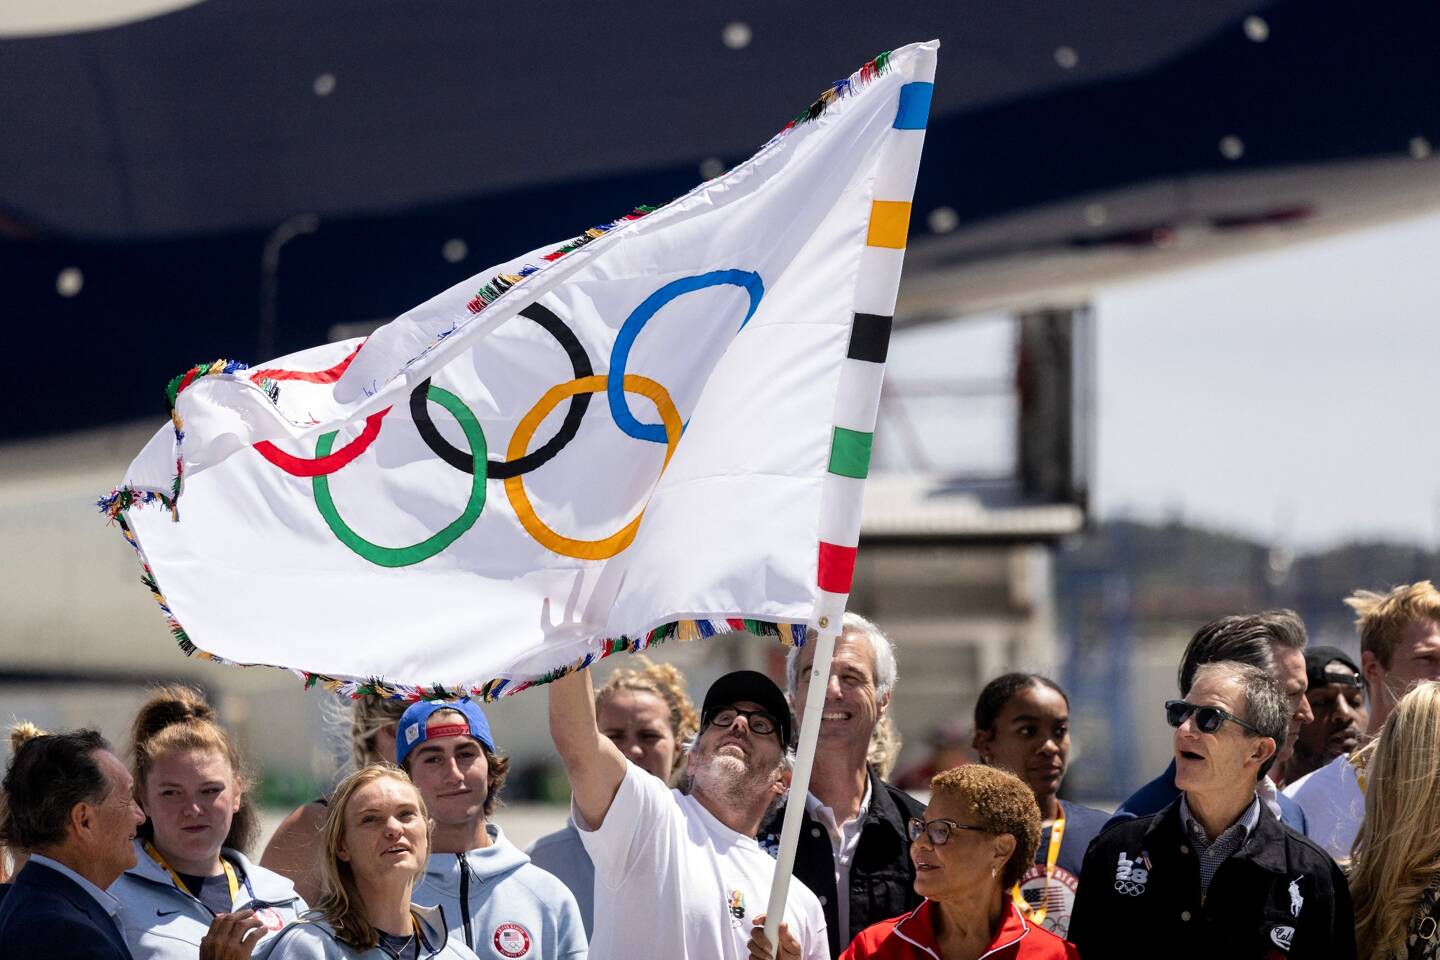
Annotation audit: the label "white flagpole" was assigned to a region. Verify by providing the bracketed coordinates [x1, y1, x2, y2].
[762, 620, 839, 951]
[761, 40, 937, 954]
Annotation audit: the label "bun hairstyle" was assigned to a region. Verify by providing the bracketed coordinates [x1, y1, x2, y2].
[130, 684, 259, 854]
[0, 720, 49, 875]
[8, 721, 45, 754]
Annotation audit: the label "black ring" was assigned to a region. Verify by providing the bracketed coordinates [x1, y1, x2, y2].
[410, 302, 593, 479]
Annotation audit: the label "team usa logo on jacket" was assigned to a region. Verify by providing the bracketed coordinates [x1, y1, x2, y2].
[1112, 850, 1152, 896]
[1017, 864, 1080, 936]
[255, 907, 285, 932]
[492, 922, 532, 958]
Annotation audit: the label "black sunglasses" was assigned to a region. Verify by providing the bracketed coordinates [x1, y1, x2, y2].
[906, 817, 990, 846]
[1164, 699, 1264, 736]
[704, 706, 780, 738]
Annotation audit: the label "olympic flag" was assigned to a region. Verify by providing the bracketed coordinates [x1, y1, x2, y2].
[103, 41, 939, 698]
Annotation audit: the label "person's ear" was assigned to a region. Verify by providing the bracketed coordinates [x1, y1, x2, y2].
[876, 691, 891, 722]
[993, 832, 1017, 870]
[68, 800, 95, 846]
[1360, 651, 1384, 699]
[336, 837, 352, 863]
[1254, 736, 1277, 769]
[773, 766, 793, 796]
[973, 728, 993, 763]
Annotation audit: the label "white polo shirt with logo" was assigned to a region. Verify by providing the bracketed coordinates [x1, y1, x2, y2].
[577, 761, 828, 960]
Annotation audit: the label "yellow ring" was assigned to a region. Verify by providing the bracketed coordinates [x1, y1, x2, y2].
[505, 374, 682, 560]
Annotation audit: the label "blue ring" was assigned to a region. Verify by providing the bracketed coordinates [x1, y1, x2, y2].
[607, 269, 764, 443]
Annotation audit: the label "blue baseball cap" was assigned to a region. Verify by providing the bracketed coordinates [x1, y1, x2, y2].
[395, 700, 495, 768]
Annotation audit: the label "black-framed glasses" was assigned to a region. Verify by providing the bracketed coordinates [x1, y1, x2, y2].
[1164, 699, 1264, 736]
[704, 706, 780, 738]
[906, 817, 991, 846]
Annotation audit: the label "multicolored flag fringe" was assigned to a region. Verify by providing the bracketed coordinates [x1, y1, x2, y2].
[102, 40, 939, 700]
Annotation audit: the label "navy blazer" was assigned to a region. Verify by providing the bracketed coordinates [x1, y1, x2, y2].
[0, 861, 134, 960]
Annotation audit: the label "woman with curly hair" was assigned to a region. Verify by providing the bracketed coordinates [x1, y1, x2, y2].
[840, 765, 1078, 959]
[527, 656, 698, 937]
[1349, 680, 1440, 959]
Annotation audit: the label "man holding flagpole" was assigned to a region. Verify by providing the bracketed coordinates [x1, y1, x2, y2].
[549, 666, 828, 959]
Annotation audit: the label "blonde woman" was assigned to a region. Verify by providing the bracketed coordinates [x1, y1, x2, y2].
[263, 698, 408, 903]
[526, 656, 697, 937]
[258, 764, 480, 959]
[1350, 681, 1440, 959]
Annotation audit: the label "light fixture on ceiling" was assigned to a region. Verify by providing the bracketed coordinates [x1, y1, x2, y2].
[722, 21, 752, 50]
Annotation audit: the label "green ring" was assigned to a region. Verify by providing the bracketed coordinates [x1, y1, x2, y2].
[313, 384, 487, 567]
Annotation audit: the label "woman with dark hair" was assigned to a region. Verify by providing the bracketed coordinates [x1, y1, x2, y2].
[840, 766, 1077, 959]
[111, 685, 306, 958]
[970, 673, 1107, 940]
[258, 764, 481, 959]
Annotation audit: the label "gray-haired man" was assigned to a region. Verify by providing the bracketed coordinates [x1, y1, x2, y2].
[1070, 662, 1354, 959]
[760, 612, 924, 959]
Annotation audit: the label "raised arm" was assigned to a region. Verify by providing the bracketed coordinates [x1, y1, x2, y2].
[548, 667, 629, 828]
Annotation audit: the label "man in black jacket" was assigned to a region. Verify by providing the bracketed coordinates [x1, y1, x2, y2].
[1069, 661, 1355, 959]
[760, 612, 924, 958]
[0, 729, 147, 960]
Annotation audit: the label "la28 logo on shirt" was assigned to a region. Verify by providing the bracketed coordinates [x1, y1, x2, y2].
[492, 922, 532, 958]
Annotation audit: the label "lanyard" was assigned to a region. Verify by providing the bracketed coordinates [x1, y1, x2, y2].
[1011, 805, 1065, 925]
[144, 842, 245, 912]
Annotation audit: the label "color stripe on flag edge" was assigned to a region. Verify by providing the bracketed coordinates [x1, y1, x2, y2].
[828, 427, 874, 479]
[893, 82, 934, 130]
[102, 510, 813, 702]
[847, 313, 893, 364]
[866, 201, 912, 249]
[818, 541, 859, 594]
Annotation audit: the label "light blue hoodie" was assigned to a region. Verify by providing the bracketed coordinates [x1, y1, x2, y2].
[413, 824, 586, 959]
[256, 903, 479, 959]
[110, 839, 306, 959]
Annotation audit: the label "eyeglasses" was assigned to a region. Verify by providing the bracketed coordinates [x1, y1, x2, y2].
[1164, 699, 1264, 736]
[906, 817, 990, 845]
[704, 706, 780, 738]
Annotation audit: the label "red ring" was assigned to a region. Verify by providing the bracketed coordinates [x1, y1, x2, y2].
[249, 340, 364, 384]
[254, 407, 391, 477]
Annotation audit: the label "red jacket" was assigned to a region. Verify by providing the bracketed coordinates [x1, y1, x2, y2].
[840, 900, 1081, 960]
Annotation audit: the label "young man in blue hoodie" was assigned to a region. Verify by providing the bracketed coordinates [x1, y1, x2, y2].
[398, 701, 586, 960]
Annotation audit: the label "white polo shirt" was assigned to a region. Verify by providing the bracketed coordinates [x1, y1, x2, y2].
[576, 761, 828, 960]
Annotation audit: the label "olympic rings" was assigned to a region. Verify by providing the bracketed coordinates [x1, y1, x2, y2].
[504, 374, 681, 560]
[410, 303, 594, 479]
[607, 270, 763, 444]
[313, 384, 487, 568]
[254, 407, 391, 477]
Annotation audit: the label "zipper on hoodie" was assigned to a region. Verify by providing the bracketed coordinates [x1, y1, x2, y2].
[458, 853, 474, 948]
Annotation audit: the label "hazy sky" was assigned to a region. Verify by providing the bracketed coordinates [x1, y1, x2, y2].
[886, 209, 1440, 551]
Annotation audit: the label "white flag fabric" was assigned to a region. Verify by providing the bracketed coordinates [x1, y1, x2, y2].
[103, 41, 938, 699]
